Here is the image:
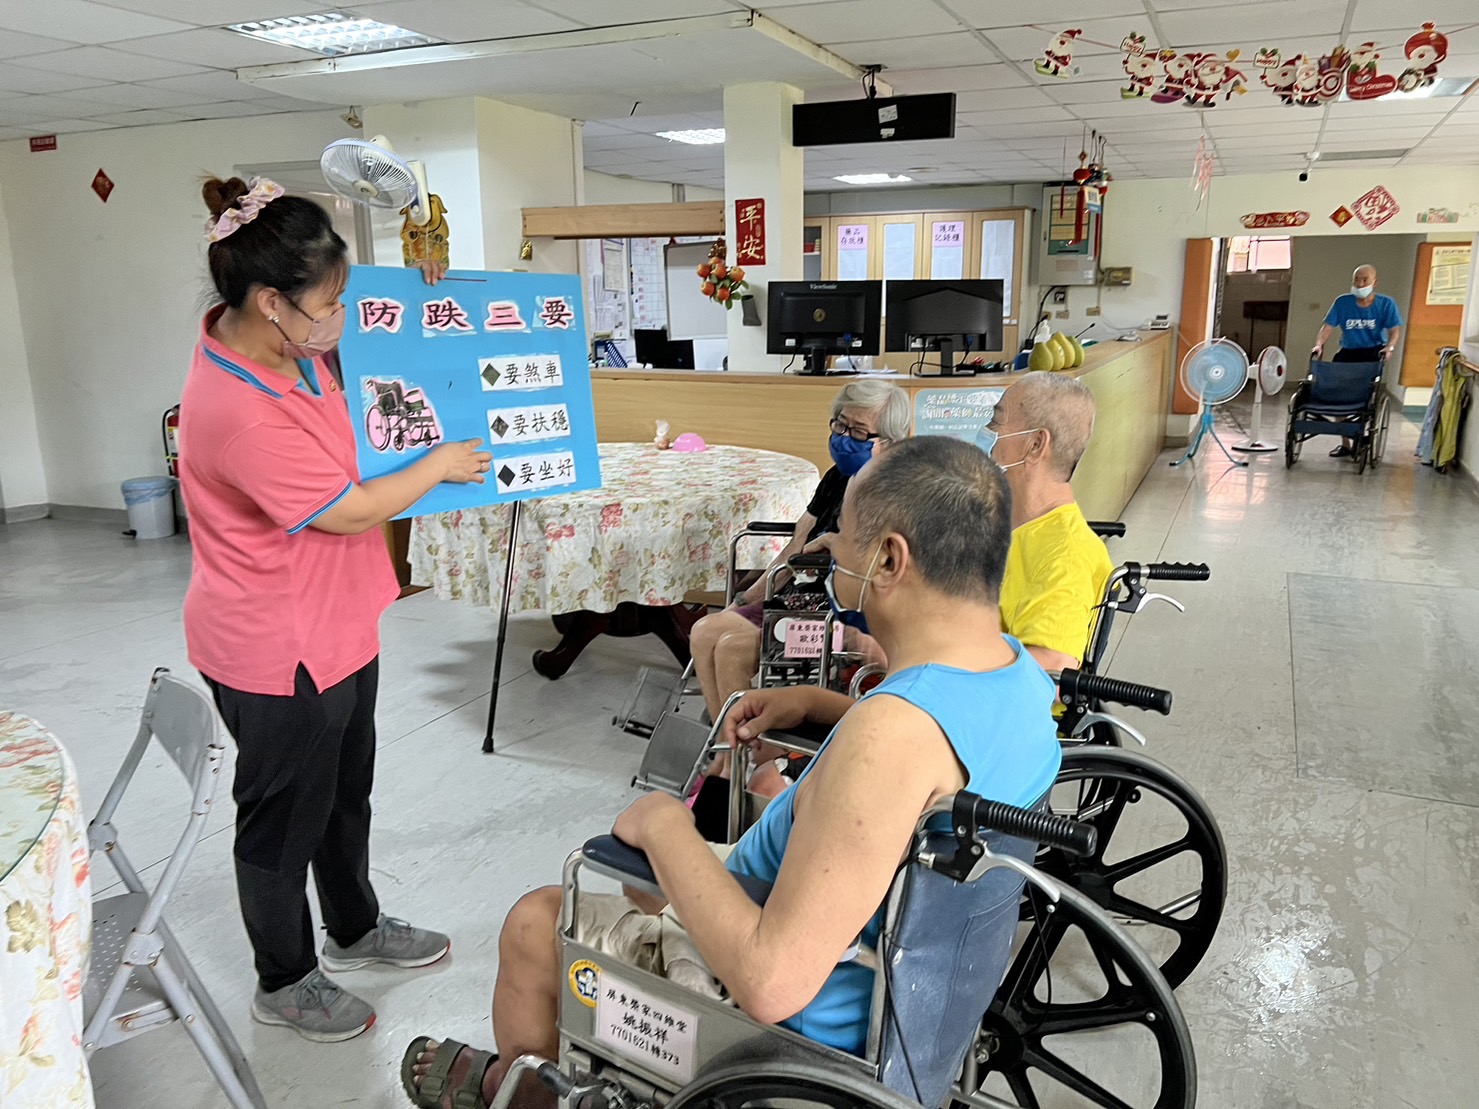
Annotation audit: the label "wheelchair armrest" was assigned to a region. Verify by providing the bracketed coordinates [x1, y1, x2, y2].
[1087, 520, 1126, 539]
[785, 552, 832, 573]
[764, 720, 832, 752]
[744, 521, 796, 536]
[581, 835, 773, 906]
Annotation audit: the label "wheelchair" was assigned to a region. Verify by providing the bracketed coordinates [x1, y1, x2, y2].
[493, 793, 1196, 1109]
[364, 378, 444, 452]
[1284, 356, 1390, 473]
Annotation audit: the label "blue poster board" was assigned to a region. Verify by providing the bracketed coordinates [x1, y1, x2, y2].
[338, 265, 602, 518]
[912, 386, 1005, 444]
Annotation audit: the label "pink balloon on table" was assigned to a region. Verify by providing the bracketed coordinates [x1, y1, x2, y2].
[672, 433, 707, 452]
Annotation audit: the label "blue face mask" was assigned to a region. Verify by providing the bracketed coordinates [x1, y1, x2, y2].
[829, 433, 874, 477]
[975, 424, 1040, 469]
[823, 543, 884, 635]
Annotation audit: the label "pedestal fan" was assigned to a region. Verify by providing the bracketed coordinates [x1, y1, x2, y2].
[1170, 338, 1250, 468]
[1232, 345, 1287, 453]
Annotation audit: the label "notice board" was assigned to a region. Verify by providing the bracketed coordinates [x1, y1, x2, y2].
[338, 265, 602, 518]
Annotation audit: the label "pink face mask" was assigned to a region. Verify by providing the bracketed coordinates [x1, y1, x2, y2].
[273, 300, 346, 360]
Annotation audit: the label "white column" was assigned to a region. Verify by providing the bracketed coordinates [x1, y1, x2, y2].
[723, 83, 804, 370]
[474, 97, 581, 275]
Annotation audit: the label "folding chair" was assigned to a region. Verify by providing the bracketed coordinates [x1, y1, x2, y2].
[82, 668, 267, 1109]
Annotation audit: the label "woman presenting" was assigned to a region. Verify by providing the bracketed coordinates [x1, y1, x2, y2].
[180, 176, 490, 1042]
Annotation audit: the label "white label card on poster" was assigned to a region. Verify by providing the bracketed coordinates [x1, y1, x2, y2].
[487, 403, 572, 445]
[491, 450, 577, 494]
[593, 971, 698, 1085]
[480, 354, 564, 391]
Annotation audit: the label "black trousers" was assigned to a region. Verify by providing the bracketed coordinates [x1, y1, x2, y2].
[205, 659, 381, 992]
[1332, 346, 1383, 363]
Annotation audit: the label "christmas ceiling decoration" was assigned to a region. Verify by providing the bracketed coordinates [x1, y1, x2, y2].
[1032, 22, 1463, 109]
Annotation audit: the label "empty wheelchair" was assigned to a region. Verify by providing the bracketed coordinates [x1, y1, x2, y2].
[496, 793, 1195, 1109]
[1284, 356, 1390, 473]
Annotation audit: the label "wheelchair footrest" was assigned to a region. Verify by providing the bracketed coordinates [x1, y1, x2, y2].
[632, 712, 712, 797]
[614, 666, 687, 738]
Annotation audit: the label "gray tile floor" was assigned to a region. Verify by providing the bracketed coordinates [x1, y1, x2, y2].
[2, 403, 1476, 1108]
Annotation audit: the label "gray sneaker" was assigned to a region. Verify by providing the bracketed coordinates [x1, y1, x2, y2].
[251, 969, 375, 1042]
[321, 914, 451, 972]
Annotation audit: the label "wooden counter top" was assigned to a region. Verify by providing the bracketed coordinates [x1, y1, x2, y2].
[593, 334, 1167, 388]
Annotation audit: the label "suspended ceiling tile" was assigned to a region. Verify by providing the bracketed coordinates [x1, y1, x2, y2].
[1038, 78, 1143, 105]
[0, 66, 113, 96]
[0, 1, 196, 45]
[953, 87, 1059, 112]
[347, 0, 583, 42]
[1348, 0, 1476, 35]
[764, 0, 966, 44]
[532, 0, 737, 25]
[17, 117, 117, 133]
[8, 45, 208, 82]
[827, 32, 993, 70]
[140, 71, 290, 101]
[1157, 1, 1350, 48]
[982, 19, 1137, 62]
[0, 30, 77, 59]
[884, 64, 1033, 94]
[169, 100, 294, 121]
[949, 0, 1145, 29]
[98, 1, 330, 23]
[111, 27, 320, 68]
[86, 106, 199, 126]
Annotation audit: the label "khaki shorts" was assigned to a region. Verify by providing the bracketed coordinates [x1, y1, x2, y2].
[572, 844, 735, 1002]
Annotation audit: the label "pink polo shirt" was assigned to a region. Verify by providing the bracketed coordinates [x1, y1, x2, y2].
[179, 307, 398, 696]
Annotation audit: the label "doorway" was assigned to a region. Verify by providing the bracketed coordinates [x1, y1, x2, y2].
[1214, 235, 1292, 361]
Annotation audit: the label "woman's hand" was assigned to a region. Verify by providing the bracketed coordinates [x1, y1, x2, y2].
[434, 438, 492, 484]
[417, 258, 448, 285]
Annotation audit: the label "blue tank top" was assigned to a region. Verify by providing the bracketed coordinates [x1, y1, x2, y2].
[724, 637, 1062, 1053]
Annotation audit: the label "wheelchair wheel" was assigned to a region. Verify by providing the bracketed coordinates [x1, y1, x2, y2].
[961, 880, 1196, 1109]
[366, 406, 392, 451]
[1370, 394, 1391, 468]
[1283, 421, 1301, 469]
[1029, 747, 1226, 989]
[669, 1059, 923, 1109]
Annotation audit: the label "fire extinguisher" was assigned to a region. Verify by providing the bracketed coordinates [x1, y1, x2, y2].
[163, 405, 180, 477]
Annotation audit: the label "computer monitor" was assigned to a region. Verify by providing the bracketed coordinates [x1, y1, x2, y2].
[633, 328, 694, 370]
[766, 281, 882, 375]
[884, 280, 1005, 375]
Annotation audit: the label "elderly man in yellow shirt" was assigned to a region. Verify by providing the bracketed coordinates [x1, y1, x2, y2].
[978, 371, 1113, 671]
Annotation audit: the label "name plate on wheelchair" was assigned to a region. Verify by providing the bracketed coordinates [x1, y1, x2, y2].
[593, 970, 699, 1084]
[779, 617, 843, 659]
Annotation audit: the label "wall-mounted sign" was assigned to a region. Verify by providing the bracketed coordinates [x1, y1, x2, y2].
[1351, 185, 1399, 230]
[913, 387, 1006, 444]
[1426, 244, 1471, 306]
[28, 135, 56, 153]
[1417, 207, 1460, 225]
[1329, 206, 1354, 228]
[735, 198, 766, 267]
[1240, 211, 1309, 229]
[836, 224, 869, 251]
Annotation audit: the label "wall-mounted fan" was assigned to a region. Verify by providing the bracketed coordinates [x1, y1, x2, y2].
[320, 135, 431, 226]
[1232, 345, 1287, 453]
[1170, 338, 1250, 468]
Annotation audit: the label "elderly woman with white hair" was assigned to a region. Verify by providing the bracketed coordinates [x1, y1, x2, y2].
[688, 378, 910, 724]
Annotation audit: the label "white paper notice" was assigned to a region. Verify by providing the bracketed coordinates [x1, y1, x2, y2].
[487, 403, 572, 445]
[479, 354, 564, 391]
[593, 970, 698, 1085]
[491, 450, 577, 494]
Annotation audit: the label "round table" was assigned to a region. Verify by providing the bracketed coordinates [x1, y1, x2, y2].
[411, 442, 819, 676]
[0, 713, 94, 1109]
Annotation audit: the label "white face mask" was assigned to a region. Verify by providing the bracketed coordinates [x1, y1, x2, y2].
[1352, 284, 1375, 299]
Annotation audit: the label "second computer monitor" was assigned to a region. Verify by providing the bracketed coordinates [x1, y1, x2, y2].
[885, 279, 1005, 375]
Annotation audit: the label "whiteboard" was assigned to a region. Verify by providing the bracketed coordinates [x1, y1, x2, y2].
[664, 242, 728, 340]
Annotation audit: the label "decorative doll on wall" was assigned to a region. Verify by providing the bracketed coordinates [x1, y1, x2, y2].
[400, 193, 449, 269]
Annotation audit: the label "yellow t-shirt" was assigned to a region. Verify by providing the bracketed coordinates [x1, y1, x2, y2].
[999, 503, 1115, 664]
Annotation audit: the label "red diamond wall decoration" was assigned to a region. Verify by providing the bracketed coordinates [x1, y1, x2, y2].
[91, 169, 114, 203]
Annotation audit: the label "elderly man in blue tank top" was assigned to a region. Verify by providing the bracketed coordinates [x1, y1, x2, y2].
[402, 437, 1063, 1109]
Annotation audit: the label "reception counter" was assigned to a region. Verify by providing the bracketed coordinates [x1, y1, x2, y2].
[592, 332, 1173, 521]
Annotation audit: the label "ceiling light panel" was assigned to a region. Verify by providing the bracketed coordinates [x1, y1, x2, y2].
[227, 11, 441, 57]
[834, 173, 913, 184]
[654, 128, 726, 144]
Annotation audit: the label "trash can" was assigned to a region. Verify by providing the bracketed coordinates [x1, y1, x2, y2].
[121, 476, 177, 540]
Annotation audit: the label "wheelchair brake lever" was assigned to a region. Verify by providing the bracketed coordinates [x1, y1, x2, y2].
[1070, 711, 1149, 747]
[965, 849, 1063, 903]
[1140, 592, 1186, 613]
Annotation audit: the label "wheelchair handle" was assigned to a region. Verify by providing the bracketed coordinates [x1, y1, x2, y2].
[1087, 520, 1126, 539]
[786, 552, 833, 572]
[1145, 562, 1210, 582]
[743, 520, 794, 536]
[964, 796, 1097, 858]
[1058, 668, 1173, 715]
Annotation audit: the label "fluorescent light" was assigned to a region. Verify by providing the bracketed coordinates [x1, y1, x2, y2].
[654, 129, 726, 145]
[834, 173, 912, 185]
[227, 11, 441, 57]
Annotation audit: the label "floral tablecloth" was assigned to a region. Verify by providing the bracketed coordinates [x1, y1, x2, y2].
[411, 442, 819, 614]
[0, 713, 93, 1108]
